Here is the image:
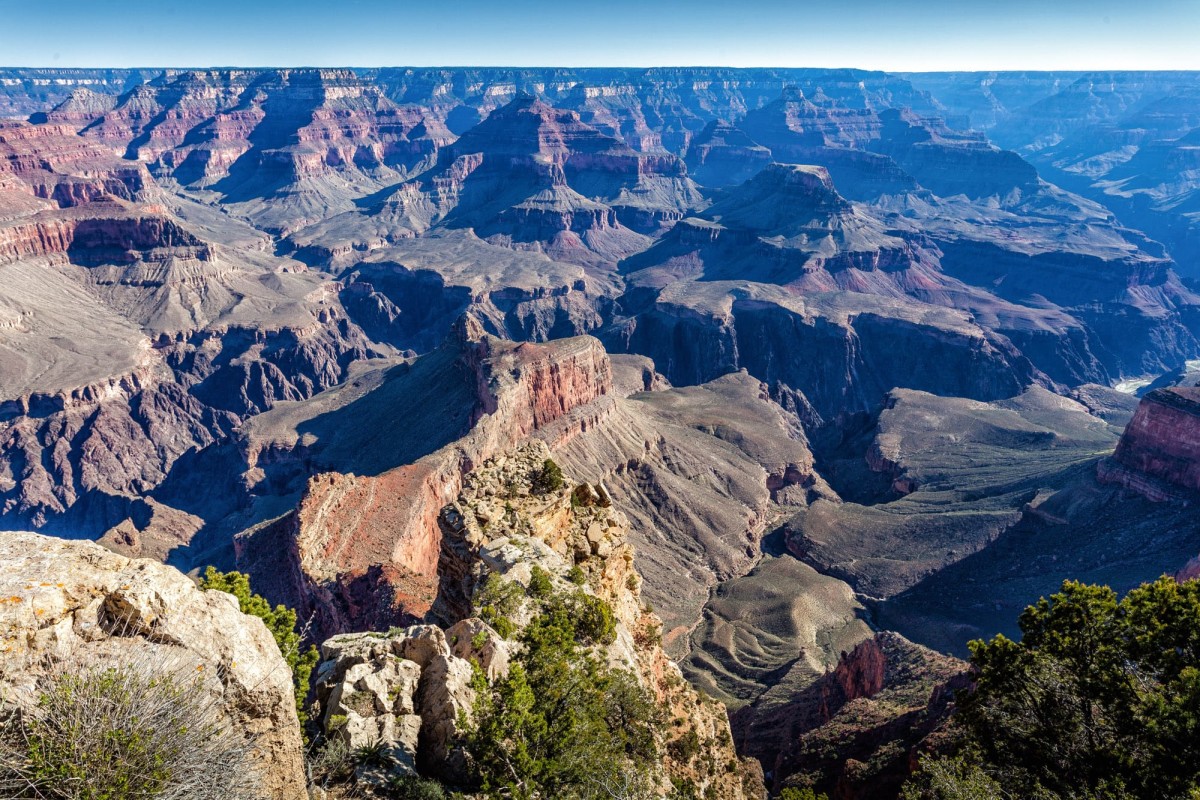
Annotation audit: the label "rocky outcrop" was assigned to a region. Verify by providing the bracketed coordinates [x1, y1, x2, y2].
[306, 442, 765, 797]
[313, 623, 482, 785]
[621, 163, 933, 289]
[446, 443, 767, 794]
[0, 531, 306, 799]
[235, 328, 614, 639]
[45, 70, 451, 185]
[684, 119, 774, 187]
[1100, 386, 1200, 501]
[0, 121, 153, 205]
[734, 632, 967, 800]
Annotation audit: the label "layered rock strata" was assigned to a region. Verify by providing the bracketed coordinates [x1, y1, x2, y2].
[1100, 386, 1200, 499]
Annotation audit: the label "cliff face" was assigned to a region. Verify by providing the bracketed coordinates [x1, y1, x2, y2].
[1100, 386, 1200, 501]
[685, 119, 774, 187]
[236, 328, 614, 639]
[310, 441, 764, 798]
[39, 69, 451, 202]
[734, 632, 967, 800]
[0, 531, 307, 799]
[609, 282, 1037, 422]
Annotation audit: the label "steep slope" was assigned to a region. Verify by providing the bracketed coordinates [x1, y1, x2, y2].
[0, 119, 375, 547]
[312, 441, 765, 798]
[1100, 385, 1200, 500]
[550, 362, 835, 651]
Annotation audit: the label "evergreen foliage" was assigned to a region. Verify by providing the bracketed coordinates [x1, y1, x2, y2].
[464, 586, 657, 799]
[200, 568, 319, 724]
[527, 565, 554, 599]
[781, 788, 832, 800]
[530, 459, 565, 495]
[905, 577, 1200, 800]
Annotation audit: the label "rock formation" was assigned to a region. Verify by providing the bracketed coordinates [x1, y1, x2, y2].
[1100, 386, 1200, 500]
[0, 531, 306, 799]
[309, 442, 764, 797]
[738, 632, 967, 799]
[234, 326, 614, 639]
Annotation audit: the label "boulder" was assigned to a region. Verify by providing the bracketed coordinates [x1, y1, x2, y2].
[315, 625, 480, 785]
[0, 531, 307, 800]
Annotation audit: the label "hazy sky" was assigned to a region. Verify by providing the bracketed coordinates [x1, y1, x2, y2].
[1, 0, 1198, 71]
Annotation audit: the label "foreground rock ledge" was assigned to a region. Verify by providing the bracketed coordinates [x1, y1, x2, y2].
[0, 532, 307, 800]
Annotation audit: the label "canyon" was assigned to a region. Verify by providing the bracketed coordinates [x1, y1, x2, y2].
[0, 66, 1198, 798]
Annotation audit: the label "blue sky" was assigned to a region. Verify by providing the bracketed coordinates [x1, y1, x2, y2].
[1, 0, 1197, 71]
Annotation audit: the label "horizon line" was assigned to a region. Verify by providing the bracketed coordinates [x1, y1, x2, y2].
[4, 64, 1200, 74]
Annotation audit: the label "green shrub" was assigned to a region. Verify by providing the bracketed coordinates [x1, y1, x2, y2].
[901, 756, 1007, 800]
[670, 777, 701, 800]
[305, 735, 355, 783]
[530, 458, 565, 495]
[564, 590, 617, 646]
[567, 564, 587, 585]
[781, 788, 831, 800]
[0, 652, 263, 800]
[668, 729, 702, 763]
[903, 577, 1200, 800]
[527, 565, 554, 599]
[465, 587, 658, 798]
[475, 574, 525, 640]
[384, 775, 448, 799]
[200, 568, 319, 725]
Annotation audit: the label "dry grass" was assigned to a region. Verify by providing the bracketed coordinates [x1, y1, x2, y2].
[0, 650, 264, 800]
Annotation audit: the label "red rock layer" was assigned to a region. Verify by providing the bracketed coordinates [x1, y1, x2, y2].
[0, 121, 153, 207]
[0, 210, 210, 266]
[240, 328, 614, 638]
[41, 69, 453, 189]
[1103, 386, 1200, 499]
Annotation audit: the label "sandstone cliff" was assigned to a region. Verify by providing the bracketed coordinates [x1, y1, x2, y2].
[311, 442, 765, 798]
[1100, 386, 1200, 501]
[0, 531, 307, 799]
[235, 325, 613, 639]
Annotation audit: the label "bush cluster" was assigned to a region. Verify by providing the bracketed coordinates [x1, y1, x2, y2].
[530, 459, 565, 496]
[464, 584, 656, 799]
[905, 577, 1200, 800]
[0, 653, 263, 800]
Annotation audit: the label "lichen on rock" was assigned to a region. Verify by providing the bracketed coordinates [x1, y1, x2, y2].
[0, 531, 307, 799]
